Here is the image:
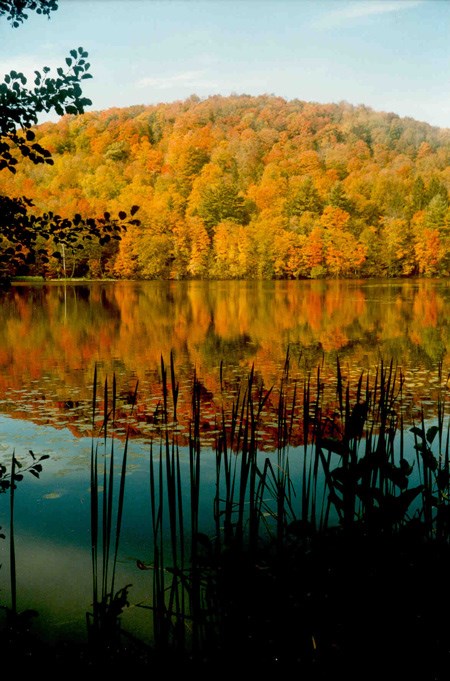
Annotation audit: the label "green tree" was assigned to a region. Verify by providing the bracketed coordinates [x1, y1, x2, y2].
[197, 182, 252, 234]
[426, 194, 448, 229]
[427, 176, 448, 205]
[410, 176, 427, 213]
[328, 181, 355, 215]
[287, 176, 323, 217]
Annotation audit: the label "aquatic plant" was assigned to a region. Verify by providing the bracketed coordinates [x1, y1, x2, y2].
[0, 449, 49, 664]
[2, 351, 450, 675]
[86, 365, 138, 659]
[141, 350, 450, 674]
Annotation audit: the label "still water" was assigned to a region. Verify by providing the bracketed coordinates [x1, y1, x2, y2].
[0, 278, 449, 644]
[1, 278, 450, 429]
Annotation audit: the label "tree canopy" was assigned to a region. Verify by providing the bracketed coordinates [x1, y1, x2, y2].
[2, 0, 450, 281]
[4, 94, 450, 280]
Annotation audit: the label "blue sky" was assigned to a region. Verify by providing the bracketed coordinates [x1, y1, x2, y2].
[1, 0, 450, 128]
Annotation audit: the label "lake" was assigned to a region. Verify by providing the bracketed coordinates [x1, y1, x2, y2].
[0, 278, 449, 648]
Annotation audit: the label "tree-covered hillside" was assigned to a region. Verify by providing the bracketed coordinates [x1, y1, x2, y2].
[2, 94, 450, 279]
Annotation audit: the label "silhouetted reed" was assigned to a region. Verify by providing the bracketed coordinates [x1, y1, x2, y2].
[142, 350, 450, 675]
[86, 365, 138, 661]
[2, 351, 450, 676]
[0, 449, 49, 666]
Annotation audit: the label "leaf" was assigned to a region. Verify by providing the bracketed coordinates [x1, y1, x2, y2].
[130, 205, 139, 216]
[29, 470, 40, 478]
[320, 438, 345, 456]
[396, 485, 425, 514]
[418, 448, 438, 471]
[426, 425, 439, 445]
[386, 468, 408, 490]
[399, 458, 414, 476]
[118, 211, 127, 220]
[437, 469, 450, 491]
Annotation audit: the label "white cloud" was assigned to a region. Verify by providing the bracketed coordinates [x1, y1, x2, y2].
[136, 69, 219, 91]
[317, 0, 423, 27]
[1, 54, 64, 82]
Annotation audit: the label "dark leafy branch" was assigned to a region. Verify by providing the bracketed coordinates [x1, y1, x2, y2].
[0, 197, 141, 275]
[0, 0, 58, 25]
[0, 0, 58, 26]
[0, 2, 140, 279]
[0, 47, 93, 172]
[0, 450, 49, 493]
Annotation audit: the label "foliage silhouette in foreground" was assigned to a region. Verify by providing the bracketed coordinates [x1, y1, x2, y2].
[87, 366, 138, 660]
[2, 354, 450, 676]
[0, 449, 49, 662]
[141, 352, 450, 675]
[0, 1, 58, 27]
[0, 1, 140, 278]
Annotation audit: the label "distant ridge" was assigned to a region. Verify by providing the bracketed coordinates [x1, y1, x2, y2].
[3, 94, 450, 279]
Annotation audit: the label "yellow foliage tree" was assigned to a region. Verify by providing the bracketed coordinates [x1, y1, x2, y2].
[212, 221, 256, 278]
[187, 216, 211, 278]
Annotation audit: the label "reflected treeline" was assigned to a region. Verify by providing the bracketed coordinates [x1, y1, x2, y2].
[0, 279, 450, 438]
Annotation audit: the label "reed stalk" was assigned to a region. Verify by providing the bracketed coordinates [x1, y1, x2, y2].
[0, 351, 436, 670]
[9, 452, 16, 617]
[88, 364, 136, 653]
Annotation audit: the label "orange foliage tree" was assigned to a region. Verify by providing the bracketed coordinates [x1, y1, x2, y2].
[4, 92, 450, 280]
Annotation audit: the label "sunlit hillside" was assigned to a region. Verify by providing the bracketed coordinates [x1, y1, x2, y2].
[2, 94, 450, 279]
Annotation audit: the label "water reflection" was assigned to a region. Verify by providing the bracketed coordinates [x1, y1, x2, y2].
[0, 279, 450, 439]
[1, 278, 450, 651]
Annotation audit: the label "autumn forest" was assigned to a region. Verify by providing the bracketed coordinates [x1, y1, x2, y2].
[2, 94, 450, 280]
